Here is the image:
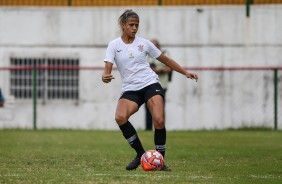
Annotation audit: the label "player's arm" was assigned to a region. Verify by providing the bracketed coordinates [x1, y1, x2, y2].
[102, 61, 115, 83]
[154, 65, 172, 75]
[157, 54, 198, 81]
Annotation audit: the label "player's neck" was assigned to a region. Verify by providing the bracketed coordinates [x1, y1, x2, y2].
[121, 35, 135, 44]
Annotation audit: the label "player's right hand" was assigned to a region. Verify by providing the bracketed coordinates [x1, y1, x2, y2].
[102, 74, 115, 83]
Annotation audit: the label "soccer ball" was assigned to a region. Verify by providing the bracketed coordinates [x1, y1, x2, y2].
[141, 150, 164, 171]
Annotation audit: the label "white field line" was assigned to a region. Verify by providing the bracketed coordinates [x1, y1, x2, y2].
[249, 175, 281, 179]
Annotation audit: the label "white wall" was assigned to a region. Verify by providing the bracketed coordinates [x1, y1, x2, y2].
[0, 6, 281, 130]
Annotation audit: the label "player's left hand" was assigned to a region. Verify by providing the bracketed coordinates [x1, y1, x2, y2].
[186, 72, 199, 82]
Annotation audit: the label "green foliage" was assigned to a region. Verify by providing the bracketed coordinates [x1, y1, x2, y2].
[0, 130, 281, 184]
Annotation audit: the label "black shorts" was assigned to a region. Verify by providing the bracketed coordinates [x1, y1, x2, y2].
[119, 83, 164, 108]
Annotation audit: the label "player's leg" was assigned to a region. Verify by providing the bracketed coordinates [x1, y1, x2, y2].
[146, 95, 166, 155]
[115, 98, 139, 126]
[115, 96, 145, 170]
[147, 95, 171, 171]
[144, 83, 166, 156]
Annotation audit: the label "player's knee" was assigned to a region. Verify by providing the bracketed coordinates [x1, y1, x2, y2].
[115, 113, 128, 125]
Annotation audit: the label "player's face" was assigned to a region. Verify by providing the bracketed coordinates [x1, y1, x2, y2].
[123, 18, 139, 38]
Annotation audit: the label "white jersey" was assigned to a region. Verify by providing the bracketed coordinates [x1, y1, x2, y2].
[104, 36, 162, 93]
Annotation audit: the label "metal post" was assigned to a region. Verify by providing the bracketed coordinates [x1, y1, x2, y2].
[246, 0, 253, 17]
[32, 66, 37, 130]
[274, 69, 278, 130]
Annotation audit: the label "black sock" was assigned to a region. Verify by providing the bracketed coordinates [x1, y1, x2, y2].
[119, 121, 145, 157]
[154, 127, 166, 158]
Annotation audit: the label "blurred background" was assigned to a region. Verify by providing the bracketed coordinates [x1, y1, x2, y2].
[0, 0, 281, 130]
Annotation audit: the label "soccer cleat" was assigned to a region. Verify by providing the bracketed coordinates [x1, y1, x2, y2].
[126, 156, 141, 170]
[161, 165, 172, 171]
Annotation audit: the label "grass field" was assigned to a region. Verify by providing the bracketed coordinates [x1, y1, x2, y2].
[0, 129, 281, 184]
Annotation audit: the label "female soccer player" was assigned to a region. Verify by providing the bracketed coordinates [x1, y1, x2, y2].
[102, 9, 198, 171]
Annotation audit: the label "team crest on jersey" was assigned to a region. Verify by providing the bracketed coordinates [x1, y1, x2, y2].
[138, 45, 144, 52]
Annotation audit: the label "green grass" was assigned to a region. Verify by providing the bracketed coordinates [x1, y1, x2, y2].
[0, 130, 281, 184]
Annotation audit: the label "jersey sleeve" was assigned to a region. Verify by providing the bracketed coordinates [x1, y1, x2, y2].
[147, 40, 162, 59]
[104, 40, 116, 64]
